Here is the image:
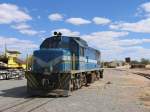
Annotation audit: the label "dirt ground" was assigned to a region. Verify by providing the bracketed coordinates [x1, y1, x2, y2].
[128, 69, 150, 108]
[0, 69, 149, 112]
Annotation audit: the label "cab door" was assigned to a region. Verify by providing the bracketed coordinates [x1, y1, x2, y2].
[72, 53, 76, 70]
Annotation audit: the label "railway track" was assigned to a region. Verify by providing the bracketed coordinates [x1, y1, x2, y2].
[132, 72, 150, 80]
[0, 97, 56, 112]
[0, 98, 34, 112]
[26, 98, 56, 112]
[114, 68, 150, 80]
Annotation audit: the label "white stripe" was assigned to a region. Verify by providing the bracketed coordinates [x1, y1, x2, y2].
[79, 56, 97, 63]
[88, 59, 97, 63]
[62, 56, 71, 61]
[79, 57, 86, 62]
[34, 56, 97, 66]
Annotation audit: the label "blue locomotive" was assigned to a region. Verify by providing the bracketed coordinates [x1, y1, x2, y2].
[26, 32, 103, 96]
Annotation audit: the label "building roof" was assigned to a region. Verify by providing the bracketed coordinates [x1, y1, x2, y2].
[7, 50, 21, 54]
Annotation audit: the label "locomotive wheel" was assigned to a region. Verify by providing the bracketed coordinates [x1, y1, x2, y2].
[96, 71, 100, 80]
[80, 74, 85, 87]
[69, 79, 74, 91]
[76, 78, 82, 89]
[73, 79, 77, 90]
[92, 72, 96, 82]
[77, 74, 82, 89]
[82, 74, 87, 86]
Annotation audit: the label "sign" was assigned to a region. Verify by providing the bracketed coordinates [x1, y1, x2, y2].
[125, 57, 131, 63]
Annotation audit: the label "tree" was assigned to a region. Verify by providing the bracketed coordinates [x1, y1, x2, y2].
[140, 58, 150, 65]
[131, 60, 139, 64]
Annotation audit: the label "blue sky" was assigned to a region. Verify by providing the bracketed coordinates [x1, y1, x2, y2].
[0, 0, 150, 61]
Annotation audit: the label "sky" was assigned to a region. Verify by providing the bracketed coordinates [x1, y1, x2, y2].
[0, 0, 150, 61]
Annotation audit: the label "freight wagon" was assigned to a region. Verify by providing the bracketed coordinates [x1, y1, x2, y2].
[25, 32, 103, 96]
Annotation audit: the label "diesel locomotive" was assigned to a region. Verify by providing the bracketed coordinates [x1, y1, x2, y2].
[25, 32, 103, 96]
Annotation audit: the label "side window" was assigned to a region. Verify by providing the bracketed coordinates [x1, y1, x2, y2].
[80, 47, 84, 56]
[86, 56, 88, 63]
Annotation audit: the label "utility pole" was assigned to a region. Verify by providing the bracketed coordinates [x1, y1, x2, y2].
[26, 54, 29, 71]
[4, 43, 7, 57]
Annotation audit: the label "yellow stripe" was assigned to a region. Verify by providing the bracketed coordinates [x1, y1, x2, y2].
[25, 72, 39, 88]
[27, 79, 34, 88]
[26, 75, 37, 88]
[27, 75, 38, 88]
[29, 74, 39, 86]
[27, 76, 35, 88]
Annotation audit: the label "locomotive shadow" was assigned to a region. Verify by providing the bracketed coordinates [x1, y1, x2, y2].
[0, 86, 29, 98]
[0, 86, 67, 98]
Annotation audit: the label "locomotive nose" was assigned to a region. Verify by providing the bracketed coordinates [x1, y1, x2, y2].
[32, 49, 71, 74]
[43, 68, 52, 75]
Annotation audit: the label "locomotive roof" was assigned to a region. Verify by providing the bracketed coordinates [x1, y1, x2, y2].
[72, 37, 100, 53]
[40, 36, 100, 53]
[71, 37, 88, 47]
[40, 36, 88, 48]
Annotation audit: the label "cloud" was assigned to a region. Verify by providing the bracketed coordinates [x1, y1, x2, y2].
[81, 31, 127, 60]
[136, 2, 150, 17]
[66, 18, 91, 25]
[80, 31, 150, 60]
[117, 38, 150, 46]
[11, 23, 31, 30]
[0, 36, 38, 54]
[110, 2, 150, 33]
[88, 31, 129, 38]
[92, 17, 111, 25]
[0, 3, 40, 36]
[11, 23, 39, 36]
[19, 29, 38, 36]
[81, 31, 129, 50]
[140, 2, 150, 17]
[141, 2, 150, 12]
[120, 46, 150, 60]
[0, 3, 32, 24]
[51, 28, 80, 36]
[48, 13, 63, 21]
[110, 18, 150, 33]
